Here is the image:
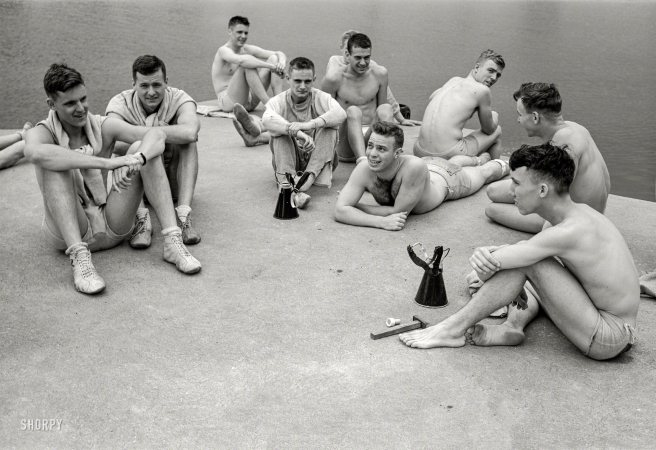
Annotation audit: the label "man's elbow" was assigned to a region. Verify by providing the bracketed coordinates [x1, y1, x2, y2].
[23, 145, 41, 165]
[185, 124, 200, 143]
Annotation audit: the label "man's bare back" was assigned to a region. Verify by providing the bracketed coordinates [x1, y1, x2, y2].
[553, 121, 610, 212]
[547, 203, 638, 322]
[414, 51, 504, 163]
[418, 76, 488, 152]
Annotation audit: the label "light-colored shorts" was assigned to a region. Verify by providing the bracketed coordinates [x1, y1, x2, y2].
[217, 90, 259, 113]
[413, 135, 479, 159]
[43, 204, 132, 252]
[585, 310, 636, 360]
[422, 157, 472, 201]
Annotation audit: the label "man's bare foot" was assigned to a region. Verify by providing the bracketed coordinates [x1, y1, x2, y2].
[292, 192, 311, 209]
[399, 325, 466, 349]
[233, 103, 261, 136]
[465, 323, 525, 347]
[17, 122, 33, 140]
[232, 119, 268, 147]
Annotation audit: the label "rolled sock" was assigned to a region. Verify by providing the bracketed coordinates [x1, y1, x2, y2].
[65, 242, 88, 255]
[161, 226, 181, 236]
[176, 205, 191, 222]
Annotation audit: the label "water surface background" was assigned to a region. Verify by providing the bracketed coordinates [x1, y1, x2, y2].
[1, 0, 654, 200]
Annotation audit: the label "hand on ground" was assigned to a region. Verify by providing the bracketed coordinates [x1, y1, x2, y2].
[400, 119, 422, 127]
[381, 212, 407, 231]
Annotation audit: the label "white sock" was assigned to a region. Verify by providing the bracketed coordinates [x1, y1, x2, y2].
[161, 226, 181, 236]
[176, 205, 191, 222]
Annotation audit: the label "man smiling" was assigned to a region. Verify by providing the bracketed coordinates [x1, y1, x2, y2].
[414, 50, 505, 167]
[106, 55, 201, 246]
[334, 122, 508, 230]
[25, 64, 201, 294]
[321, 33, 393, 164]
[211, 15, 287, 113]
[259, 57, 346, 208]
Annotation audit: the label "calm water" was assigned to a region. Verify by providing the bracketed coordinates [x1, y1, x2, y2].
[1, 0, 654, 200]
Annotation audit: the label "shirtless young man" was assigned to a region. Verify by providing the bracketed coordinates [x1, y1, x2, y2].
[25, 64, 201, 295]
[107, 55, 201, 247]
[321, 33, 394, 164]
[485, 83, 610, 233]
[414, 50, 504, 167]
[400, 143, 639, 361]
[0, 122, 33, 170]
[334, 122, 508, 231]
[326, 30, 421, 127]
[211, 15, 287, 113]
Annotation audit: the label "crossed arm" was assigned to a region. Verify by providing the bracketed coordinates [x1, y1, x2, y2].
[24, 119, 166, 190]
[219, 45, 286, 73]
[469, 224, 570, 280]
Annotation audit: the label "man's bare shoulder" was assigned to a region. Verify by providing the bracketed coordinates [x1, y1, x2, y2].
[26, 124, 54, 145]
[463, 78, 491, 100]
[323, 66, 346, 84]
[553, 123, 590, 155]
[371, 64, 388, 78]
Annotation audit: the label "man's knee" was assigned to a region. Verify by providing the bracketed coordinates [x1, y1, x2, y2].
[521, 257, 561, 278]
[346, 106, 362, 121]
[126, 141, 141, 154]
[493, 125, 502, 139]
[266, 54, 279, 65]
[376, 104, 394, 120]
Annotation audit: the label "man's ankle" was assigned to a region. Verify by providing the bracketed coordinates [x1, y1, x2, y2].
[65, 242, 88, 255]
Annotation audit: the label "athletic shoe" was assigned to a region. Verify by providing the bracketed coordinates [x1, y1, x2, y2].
[66, 244, 105, 294]
[177, 212, 201, 245]
[129, 209, 153, 249]
[163, 232, 202, 274]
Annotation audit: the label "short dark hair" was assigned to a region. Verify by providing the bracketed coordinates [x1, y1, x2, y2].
[513, 82, 562, 115]
[347, 33, 372, 54]
[509, 142, 575, 195]
[288, 57, 315, 75]
[229, 16, 249, 28]
[43, 63, 84, 99]
[132, 55, 166, 81]
[477, 49, 505, 69]
[371, 121, 404, 151]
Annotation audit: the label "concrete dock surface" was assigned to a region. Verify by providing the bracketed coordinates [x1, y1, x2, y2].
[1, 111, 655, 448]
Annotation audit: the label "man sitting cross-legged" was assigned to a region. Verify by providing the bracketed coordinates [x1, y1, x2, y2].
[485, 83, 610, 233]
[106, 55, 201, 247]
[321, 33, 393, 164]
[211, 15, 286, 115]
[334, 122, 509, 231]
[260, 57, 346, 208]
[326, 30, 421, 127]
[400, 143, 639, 361]
[24, 64, 201, 295]
[0, 122, 33, 170]
[414, 50, 505, 167]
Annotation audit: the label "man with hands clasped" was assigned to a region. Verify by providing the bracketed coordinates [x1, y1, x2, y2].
[25, 64, 201, 295]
